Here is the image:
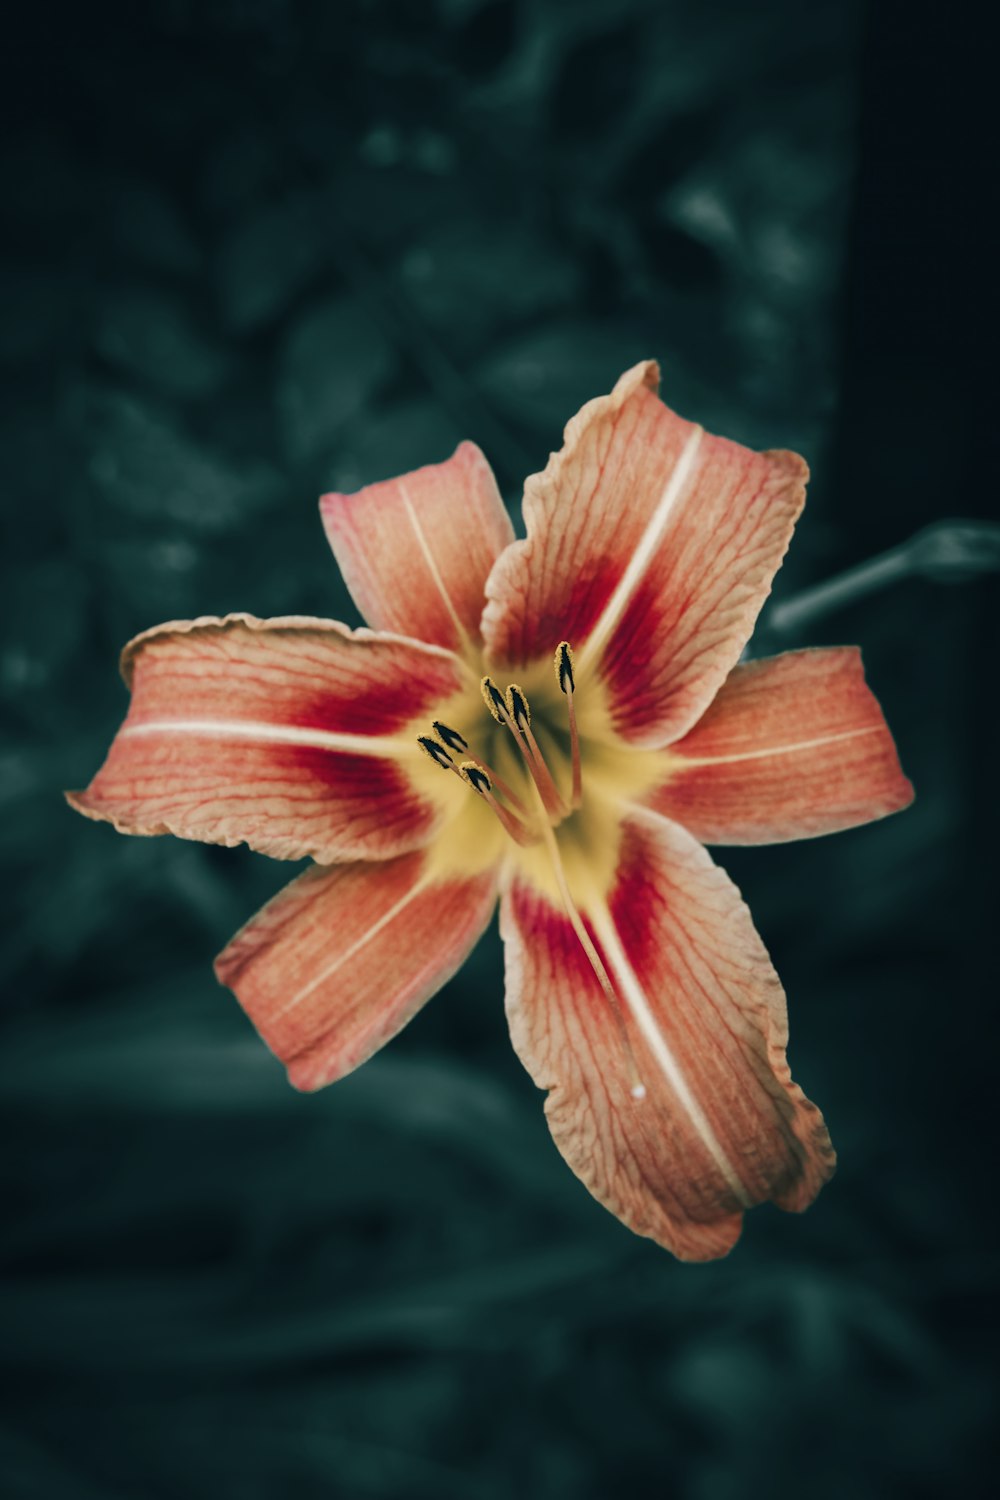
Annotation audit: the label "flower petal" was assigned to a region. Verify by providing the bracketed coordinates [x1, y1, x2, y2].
[501, 809, 834, 1260]
[647, 648, 915, 844]
[215, 850, 498, 1091]
[321, 441, 515, 653]
[67, 614, 466, 862]
[482, 361, 807, 745]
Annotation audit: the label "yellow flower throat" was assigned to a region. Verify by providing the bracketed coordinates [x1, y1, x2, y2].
[410, 642, 665, 910]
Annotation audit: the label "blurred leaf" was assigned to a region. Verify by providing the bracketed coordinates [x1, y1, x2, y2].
[548, 19, 640, 140]
[216, 189, 334, 331]
[323, 397, 465, 492]
[74, 387, 279, 531]
[0, 267, 78, 365]
[909, 519, 1000, 581]
[476, 321, 649, 434]
[107, 180, 202, 275]
[276, 297, 396, 462]
[93, 287, 231, 398]
[396, 220, 583, 357]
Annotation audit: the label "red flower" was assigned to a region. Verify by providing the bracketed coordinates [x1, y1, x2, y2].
[69, 362, 913, 1260]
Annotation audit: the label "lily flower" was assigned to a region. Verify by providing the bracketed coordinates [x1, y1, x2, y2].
[68, 362, 913, 1261]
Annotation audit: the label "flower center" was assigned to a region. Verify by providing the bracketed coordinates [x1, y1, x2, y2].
[414, 641, 675, 1099]
[417, 641, 583, 848]
[415, 641, 647, 1097]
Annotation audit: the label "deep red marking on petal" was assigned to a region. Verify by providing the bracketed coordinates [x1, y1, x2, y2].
[131, 651, 456, 738]
[508, 883, 616, 1023]
[528, 570, 619, 667]
[605, 821, 655, 966]
[75, 734, 437, 861]
[600, 576, 675, 730]
[253, 745, 403, 790]
[259, 687, 418, 737]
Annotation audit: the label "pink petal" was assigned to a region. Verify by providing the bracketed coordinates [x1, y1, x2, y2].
[648, 648, 915, 844]
[501, 809, 834, 1260]
[482, 361, 807, 745]
[321, 441, 515, 653]
[216, 851, 498, 1091]
[67, 614, 465, 863]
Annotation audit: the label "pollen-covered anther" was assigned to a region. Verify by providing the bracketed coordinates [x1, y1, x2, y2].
[505, 684, 531, 734]
[459, 761, 492, 796]
[480, 676, 508, 723]
[417, 735, 453, 769]
[432, 720, 468, 752]
[554, 641, 576, 695]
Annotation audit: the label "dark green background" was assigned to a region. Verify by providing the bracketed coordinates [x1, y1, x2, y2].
[2, 2, 996, 1496]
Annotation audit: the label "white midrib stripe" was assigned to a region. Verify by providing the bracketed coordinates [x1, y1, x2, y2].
[587, 902, 752, 1207]
[121, 720, 413, 756]
[678, 724, 881, 767]
[575, 425, 703, 678]
[399, 481, 471, 649]
[274, 875, 432, 1022]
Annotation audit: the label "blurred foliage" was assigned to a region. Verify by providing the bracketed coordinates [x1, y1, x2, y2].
[1, 0, 996, 1497]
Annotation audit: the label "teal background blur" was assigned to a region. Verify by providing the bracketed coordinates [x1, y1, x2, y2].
[2, 1, 996, 1496]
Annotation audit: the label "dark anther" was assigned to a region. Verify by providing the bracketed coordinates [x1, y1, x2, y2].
[417, 735, 453, 769]
[461, 763, 492, 795]
[507, 684, 531, 732]
[432, 720, 468, 752]
[480, 676, 507, 723]
[556, 641, 576, 695]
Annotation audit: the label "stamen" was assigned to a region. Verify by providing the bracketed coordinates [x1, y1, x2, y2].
[554, 642, 582, 809]
[417, 735, 453, 769]
[505, 683, 569, 820]
[533, 797, 646, 1100]
[432, 720, 468, 753]
[420, 724, 528, 817]
[459, 762, 535, 846]
[478, 764, 530, 819]
[480, 676, 564, 820]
